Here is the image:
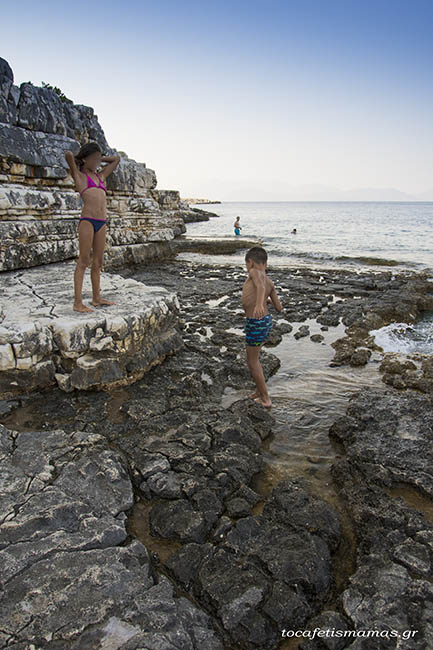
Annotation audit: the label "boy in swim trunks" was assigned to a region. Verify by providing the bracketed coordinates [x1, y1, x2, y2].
[242, 246, 283, 408]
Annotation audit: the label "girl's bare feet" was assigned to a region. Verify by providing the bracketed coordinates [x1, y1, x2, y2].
[91, 297, 117, 307]
[73, 303, 94, 313]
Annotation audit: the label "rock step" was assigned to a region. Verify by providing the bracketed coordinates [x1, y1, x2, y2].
[0, 260, 182, 395]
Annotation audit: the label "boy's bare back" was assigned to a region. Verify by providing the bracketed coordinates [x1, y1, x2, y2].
[242, 268, 276, 318]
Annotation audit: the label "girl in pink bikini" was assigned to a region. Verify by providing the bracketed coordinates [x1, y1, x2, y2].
[65, 142, 120, 312]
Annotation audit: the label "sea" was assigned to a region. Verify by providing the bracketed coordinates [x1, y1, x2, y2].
[184, 201, 433, 272]
[183, 201, 433, 357]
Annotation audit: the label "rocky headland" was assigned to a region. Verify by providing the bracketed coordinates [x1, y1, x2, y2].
[181, 198, 222, 205]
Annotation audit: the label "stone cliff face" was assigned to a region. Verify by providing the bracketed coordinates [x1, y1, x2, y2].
[0, 57, 194, 394]
[0, 56, 189, 272]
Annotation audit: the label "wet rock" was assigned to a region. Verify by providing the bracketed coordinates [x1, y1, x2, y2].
[310, 333, 325, 343]
[265, 327, 283, 346]
[0, 421, 221, 649]
[422, 355, 433, 378]
[317, 310, 341, 327]
[298, 610, 350, 649]
[165, 478, 341, 649]
[227, 400, 276, 442]
[146, 470, 184, 498]
[393, 538, 431, 575]
[349, 348, 371, 366]
[344, 325, 371, 342]
[278, 321, 293, 334]
[136, 452, 171, 480]
[230, 483, 262, 508]
[226, 497, 253, 517]
[329, 387, 433, 647]
[149, 499, 209, 543]
[263, 478, 341, 552]
[294, 325, 310, 339]
[0, 399, 19, 417]
[378, 353, 433, 394]
[379, 356, 417, 374]
[330, 337, 356, 365]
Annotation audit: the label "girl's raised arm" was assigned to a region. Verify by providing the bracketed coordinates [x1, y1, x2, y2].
[65, 150, 81, 182]
[99, 154, 121, 180]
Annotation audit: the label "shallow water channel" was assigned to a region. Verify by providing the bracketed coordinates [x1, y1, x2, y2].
[219, 304, 433, 648]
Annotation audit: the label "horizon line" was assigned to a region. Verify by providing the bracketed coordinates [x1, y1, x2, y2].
[185, 199, 433, 204]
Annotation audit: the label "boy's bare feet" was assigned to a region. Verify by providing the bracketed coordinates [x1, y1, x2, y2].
[91, 297, 117, 307]
[73, 303, 94, 313]
[254, 396, 272, 408]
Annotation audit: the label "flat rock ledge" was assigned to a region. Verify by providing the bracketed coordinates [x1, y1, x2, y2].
[170, 235, 261, 255]
[0, 261, 183, 395]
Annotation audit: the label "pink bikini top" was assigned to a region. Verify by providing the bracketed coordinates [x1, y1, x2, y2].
[79, 172, 107, 196]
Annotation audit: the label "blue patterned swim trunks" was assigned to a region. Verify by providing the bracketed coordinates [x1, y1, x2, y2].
[244, 313, 272, 346]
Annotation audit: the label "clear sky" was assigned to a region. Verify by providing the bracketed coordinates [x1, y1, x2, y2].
[2, 0, 433, 200]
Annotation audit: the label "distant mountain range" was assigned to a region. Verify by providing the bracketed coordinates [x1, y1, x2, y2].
[189, 180, 433, 202]
[277, 185, 433, 201]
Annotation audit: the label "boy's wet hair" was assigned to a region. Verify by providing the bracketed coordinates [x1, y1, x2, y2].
[74, 141, 103, 169]
[245, 246, 267, 264]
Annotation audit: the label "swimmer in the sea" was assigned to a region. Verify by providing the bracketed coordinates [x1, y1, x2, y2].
[234, 216, 242, 236]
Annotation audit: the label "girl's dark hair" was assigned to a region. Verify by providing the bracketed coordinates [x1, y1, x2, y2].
[74, 142, 102, 170]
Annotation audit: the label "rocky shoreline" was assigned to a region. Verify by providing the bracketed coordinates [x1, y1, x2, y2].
[1, 258, 433, 649]
[180, 206, 221, 222]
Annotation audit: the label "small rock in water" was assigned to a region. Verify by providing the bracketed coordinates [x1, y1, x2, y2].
[294, 325, 310, 340]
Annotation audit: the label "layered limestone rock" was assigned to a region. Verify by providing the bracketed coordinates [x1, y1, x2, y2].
[0, 56, 197, 272]
[0, 261, 182, 395]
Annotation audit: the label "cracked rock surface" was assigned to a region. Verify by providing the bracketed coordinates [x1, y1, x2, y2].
[0, 261, 182, 394]
[327, 388, 433, 649]
[0, 423, 223, 650]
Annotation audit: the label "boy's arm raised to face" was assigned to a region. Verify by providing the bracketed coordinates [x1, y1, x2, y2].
[249, 268, 266, 318]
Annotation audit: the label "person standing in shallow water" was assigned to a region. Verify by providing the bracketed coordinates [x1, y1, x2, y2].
[65, 142, 120, 313]
[234, 216, 242, 236]
[242, 246, 283, 408]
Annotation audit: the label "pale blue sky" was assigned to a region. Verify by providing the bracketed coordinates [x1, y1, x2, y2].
[2, 0, 433, 199]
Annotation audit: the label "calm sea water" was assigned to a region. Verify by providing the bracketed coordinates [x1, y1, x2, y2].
[185, 201, 433, 272]
[184, 201, 433, 355]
